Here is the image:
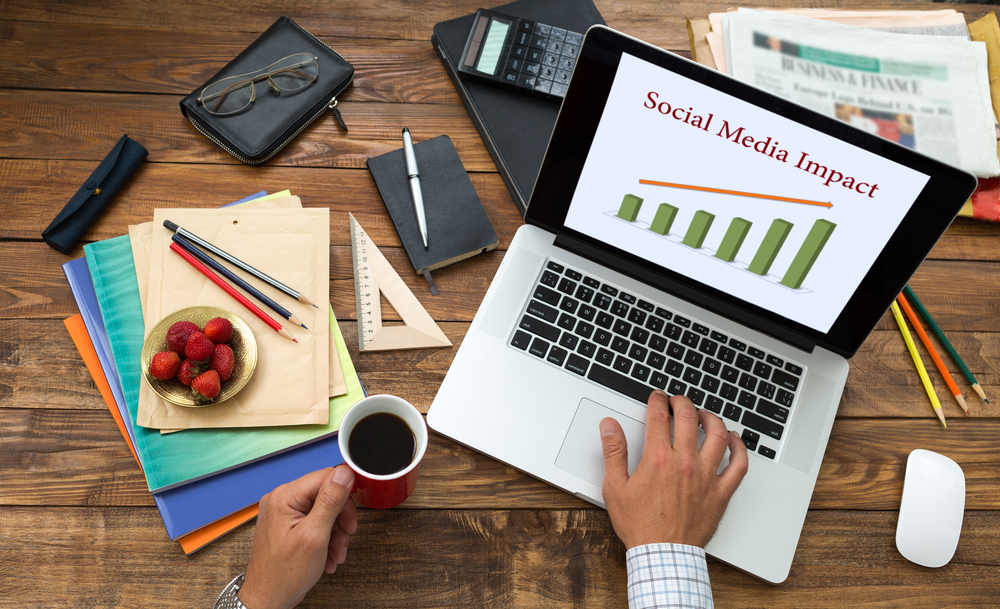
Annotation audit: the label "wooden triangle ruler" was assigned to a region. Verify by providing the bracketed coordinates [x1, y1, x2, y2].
[349, 213, 452, 351]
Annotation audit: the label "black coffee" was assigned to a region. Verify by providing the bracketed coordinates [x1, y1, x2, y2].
[347, 413, 416, 475]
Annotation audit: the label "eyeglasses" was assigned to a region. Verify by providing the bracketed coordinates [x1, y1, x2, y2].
[198, 53, 320, 116]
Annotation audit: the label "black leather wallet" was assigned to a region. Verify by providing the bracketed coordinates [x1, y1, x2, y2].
[180, 17, 354, 164]
[41, 134, 148, 254]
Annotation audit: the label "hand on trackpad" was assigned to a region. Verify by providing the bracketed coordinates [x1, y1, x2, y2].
[555, 397, 728, 489]
[555, 398, 645, 487]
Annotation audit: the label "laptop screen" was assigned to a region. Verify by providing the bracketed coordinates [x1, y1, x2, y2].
[563, 52, 929, 334]
[528, 27, 976, 356]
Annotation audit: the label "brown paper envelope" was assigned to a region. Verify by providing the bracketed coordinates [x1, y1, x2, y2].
[128, 197, 346, 433]
[128, 197, 345, 403]
[138, 207, 330, 429]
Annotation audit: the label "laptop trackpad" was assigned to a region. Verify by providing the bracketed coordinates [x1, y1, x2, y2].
[555, 398, 645, 486]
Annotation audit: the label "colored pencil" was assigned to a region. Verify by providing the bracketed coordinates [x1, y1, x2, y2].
[896, 294, 968, 415]
[169, 242, 297, 343]
[163, 219, 318, 308]
[172, 235, 308, 329]
[890, 301, 946, 428]
[903, 285, 988, 404]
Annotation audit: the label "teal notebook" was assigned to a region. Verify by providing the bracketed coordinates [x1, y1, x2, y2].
[85, 236, 362, 492]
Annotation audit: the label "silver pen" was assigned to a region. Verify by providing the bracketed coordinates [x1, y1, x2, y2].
[402, 127, 429, 248]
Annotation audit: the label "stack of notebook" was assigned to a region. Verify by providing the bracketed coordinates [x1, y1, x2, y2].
[62, 191, 365, 553]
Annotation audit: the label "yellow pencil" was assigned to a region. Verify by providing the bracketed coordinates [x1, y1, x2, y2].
[891, 301, 946, 428]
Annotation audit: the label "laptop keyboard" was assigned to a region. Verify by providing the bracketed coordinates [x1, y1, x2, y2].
[509, 260, 806, 461]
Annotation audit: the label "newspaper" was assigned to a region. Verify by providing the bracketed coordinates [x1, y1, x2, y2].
[706, 9, 970, 78]
[723, 10, 999, 177]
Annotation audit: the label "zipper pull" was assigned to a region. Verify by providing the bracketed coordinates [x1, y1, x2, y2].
[329, 98, 348, 131]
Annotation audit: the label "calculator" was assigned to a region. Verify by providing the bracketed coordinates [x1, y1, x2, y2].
[456, 9, 584, 100]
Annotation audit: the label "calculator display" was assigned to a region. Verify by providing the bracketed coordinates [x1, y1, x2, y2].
[474, 17, 511, 76]
[457, 9, 583, 100]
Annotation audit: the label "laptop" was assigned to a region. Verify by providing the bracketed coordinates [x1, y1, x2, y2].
[428, 25, 976, 583]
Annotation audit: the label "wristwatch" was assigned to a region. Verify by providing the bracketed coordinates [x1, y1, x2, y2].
[213, 572, 249, 609]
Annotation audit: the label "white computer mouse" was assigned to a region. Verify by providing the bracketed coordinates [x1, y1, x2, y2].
[895, 449, 966, 568]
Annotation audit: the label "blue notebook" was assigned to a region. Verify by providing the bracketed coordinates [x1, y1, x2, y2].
[154, 436, 344, 539]
[62, 256, 134, 450]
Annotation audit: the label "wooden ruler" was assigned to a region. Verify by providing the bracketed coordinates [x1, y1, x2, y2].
[349, 213, 452, 351]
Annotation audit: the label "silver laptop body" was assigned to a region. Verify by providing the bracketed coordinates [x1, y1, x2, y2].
[429, 26, 976, 583]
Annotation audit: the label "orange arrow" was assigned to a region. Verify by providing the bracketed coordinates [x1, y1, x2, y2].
[639, 179, 833, 208]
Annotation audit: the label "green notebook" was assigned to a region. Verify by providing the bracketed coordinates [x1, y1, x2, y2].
[85, 236, 362, 493]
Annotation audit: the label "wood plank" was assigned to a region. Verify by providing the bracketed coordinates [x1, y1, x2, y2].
[2, 406, 997, 510]
[2, 159, 996, 263]
[0, 91, 495, 169]
[4, 229, 999, 323]
[0, 161, 523, 247]
[3, 0, 992, 48]
[0, 506, 996, 607]
[1, 312, 997, 414]
[0, 24, 461, 103]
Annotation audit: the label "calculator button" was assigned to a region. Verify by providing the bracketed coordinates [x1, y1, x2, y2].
[533, 23, 551, 37]
[534, 79, 552, 94]
[501, 71, 519, 85]
[554, 69, 571, 84]
[530, 35, 548, 50]
[549, 27, 567, 42]
[505, 57, 523, 73]
[527, 48, 544, 63]
[546, 40, 564, 55]
[550, 83, 568, 97]
[543, 53, 559, 67]
[512, 45, 529, 60]
[565, 31, 583, 46]
[562, 43, 579, 59]
[516, 73, 536, 90]
[523, 62, 540, 76]
[557, 57, 575, 71]
[518, 19, 535, 34]
[539, 66, 557, 80]
[514, 30, 531, 47]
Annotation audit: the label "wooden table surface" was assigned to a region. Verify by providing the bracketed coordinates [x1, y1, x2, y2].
[2, 1, 999, 606]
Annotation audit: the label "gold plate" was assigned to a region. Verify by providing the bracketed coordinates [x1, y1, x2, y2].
[141, 306, 257, 408]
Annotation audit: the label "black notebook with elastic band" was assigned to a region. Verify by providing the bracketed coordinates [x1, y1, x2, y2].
[367, 134, 498, 292]
[432, 0, 605, 215]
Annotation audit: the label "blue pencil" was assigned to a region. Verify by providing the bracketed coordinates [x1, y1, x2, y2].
[171, 234, 308, 329]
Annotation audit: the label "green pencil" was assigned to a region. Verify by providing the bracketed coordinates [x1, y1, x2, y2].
[903, 285, 989, 404]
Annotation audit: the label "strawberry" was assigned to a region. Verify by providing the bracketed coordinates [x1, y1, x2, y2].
[184, 331, 215, 362]
[149, 351, 180, 381]
[191, 370, 221, 401]
[203, 317, 234, 344]
[209, 343, 235, 382]
[176, 359, 202, 386]
[165, 320, 199, 354]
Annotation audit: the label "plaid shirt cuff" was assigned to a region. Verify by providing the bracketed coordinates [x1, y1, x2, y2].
[626, 543, 713, 609]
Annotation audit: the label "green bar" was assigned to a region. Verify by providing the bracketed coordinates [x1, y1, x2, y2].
[748, 219, 793, 275]
[781, 219, 836, 289]
[682, 210, 715, 248]
[617, 194, 643, 221]
[715, 217, 752, 262]
[649, 203, 679, 235]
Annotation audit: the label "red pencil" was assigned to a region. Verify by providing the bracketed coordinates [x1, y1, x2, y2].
[170, 242, 297, 343]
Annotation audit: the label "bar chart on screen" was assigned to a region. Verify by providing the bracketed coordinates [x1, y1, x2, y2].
[610, 191, 837, 292]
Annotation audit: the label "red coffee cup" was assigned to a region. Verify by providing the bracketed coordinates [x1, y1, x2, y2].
[338, 394, 428, 509]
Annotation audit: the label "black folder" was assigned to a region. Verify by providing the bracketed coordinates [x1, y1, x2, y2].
[432, 0, 605, 215]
